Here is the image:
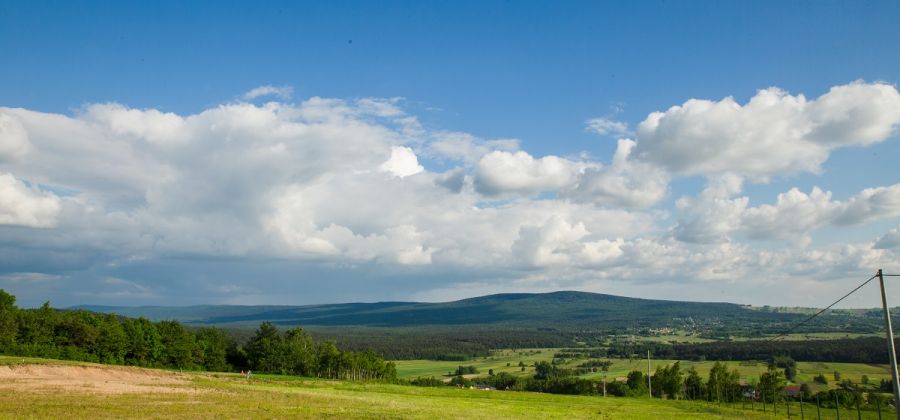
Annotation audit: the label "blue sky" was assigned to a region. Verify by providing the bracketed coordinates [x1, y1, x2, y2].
[1, 1, 900, 308]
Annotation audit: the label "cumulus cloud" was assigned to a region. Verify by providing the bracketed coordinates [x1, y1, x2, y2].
[563, 139, 669, 208]
[471, 140, 668, 207]
[742, 184, 900, 239]
[380, 146, 424, 178]
[473, 151, 586, 197]
[674, 181, 900, 244]
[1, 83, 899, 306]
[0, 113, 31, 162]
[0, 99, 429, 265]
[741, 187, 838, 241]
[435, 168, 466, 193]
[85, 103, 187, 144]
[674, 196, 748, 244]
[427, 132, 520, 163]
[579, 238, 626, 266]
[243, 85, 294, 100]
[876, 227, 900, 249]
[512, 216, 589, 266]
[833, 184, 900, 225]
[585, 117, 629, 137]
[0, 96, 654, 273]
[633, 81, 900, 178]
[0, 173, 61, 228]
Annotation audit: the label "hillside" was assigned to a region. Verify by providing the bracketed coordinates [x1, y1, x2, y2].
[75, 291, 797, 330]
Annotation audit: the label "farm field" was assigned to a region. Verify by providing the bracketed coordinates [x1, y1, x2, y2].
[734, 332, 882, 341]
[0, 356, 782, 419]
[613, 331, 880, 345]
[393, 348, 894, 388]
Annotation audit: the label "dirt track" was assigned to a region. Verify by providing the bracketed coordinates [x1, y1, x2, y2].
[0, 364, 196, 394]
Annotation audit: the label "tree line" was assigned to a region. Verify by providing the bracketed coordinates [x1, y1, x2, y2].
[0, 289, 395, 380]
[242, 321, 396, 380]
[602, 337, 898, 364]
[413, 356, 893, 413]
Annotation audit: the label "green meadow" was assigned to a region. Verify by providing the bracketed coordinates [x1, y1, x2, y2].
[0, 356, 791, 419]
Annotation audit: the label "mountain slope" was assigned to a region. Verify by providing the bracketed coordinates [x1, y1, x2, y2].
[74, 290, 795, 329]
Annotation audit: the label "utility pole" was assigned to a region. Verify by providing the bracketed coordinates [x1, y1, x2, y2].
[647, 350, 652, 398]
[877, 269, 900, 420]
[602, 369, 607, 397]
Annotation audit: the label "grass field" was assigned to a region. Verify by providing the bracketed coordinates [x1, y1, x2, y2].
[0, 356, 797, 419]
[393, 348, 894, 389]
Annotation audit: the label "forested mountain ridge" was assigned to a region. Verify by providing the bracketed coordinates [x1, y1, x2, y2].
[75, 291, 799, 329]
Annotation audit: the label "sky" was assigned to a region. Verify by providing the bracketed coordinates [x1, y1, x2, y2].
[1, 1, 900, 308]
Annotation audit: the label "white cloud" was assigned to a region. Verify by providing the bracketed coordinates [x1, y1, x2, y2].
[807, 82, 900, 146]
[876, 226, 900, 249]
[633, 81, 900, 178]
[511, 216, 589, 266]
[674, 195, 748, 244]
[0, 173, 61, 228]
[834, 184, 900, 225]
[469, 140, 668, 208]
[671, 174, 747, 243]
[1, 84, 899, 307]
[579, 238, 626, 266]
[380, 146, 424, 178]
[427, 132, 519, 163]
[742, 184, 900, 239]
[674, 182, 900, 244]
[0, 113, 31, 162]
[563, 139, 669, 208]
[85, 103, 187, 144]
[0, 272, 62, 283]
[243, 85, 294, 100]
[741, 187, 839, 241]
[585, 117, 629, 137]
[355, 97, 406, 118]
[473, 150, 585, 197]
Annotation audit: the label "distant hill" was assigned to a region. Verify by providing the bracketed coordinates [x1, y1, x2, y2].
[73, 291, 797, 330]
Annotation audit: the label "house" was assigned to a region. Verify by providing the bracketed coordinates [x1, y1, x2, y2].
[473, 384, 495, 391]
[783, 384, 803, 397]
[738, 380, 756, 398]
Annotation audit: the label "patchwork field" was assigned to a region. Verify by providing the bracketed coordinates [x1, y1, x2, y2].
[393, 348, 894, 388]
[0, 356, 789, 419]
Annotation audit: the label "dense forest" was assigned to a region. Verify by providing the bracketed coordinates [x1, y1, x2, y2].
[308, 327, 574, 360]
[0, 289, 396, 380]
[306, 328, 898, 364]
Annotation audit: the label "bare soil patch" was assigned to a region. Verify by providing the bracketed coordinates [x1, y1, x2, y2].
[0, 364, 197, 395]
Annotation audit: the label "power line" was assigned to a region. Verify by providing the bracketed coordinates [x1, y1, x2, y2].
[767, 273, 880, 342]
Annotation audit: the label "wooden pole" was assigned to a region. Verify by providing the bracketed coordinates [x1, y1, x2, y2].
[837, 391, 841, 420]
[817, 393, 821, 420]
[647, 350, 652, 399]
[801, 393, 805, 420]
